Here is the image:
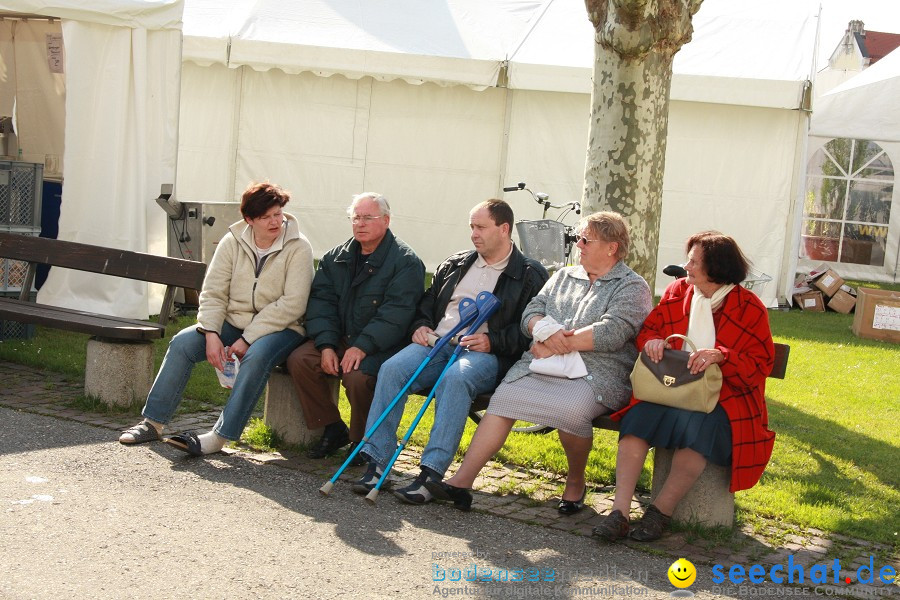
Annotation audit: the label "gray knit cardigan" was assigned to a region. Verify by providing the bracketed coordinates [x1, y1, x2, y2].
[501, 261, 652, 411]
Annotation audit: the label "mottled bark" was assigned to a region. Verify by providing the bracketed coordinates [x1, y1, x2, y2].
[583, 0, 702, 292]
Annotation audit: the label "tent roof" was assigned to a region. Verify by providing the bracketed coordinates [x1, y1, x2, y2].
[0, 0, 183, 29]
[508, 0, 819, 108]
[811, 46, 900, 142]
[183, 0, 819, 107]
[183, 0, 544, 88]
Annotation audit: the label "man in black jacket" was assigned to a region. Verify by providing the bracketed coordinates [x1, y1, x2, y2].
[354, 199, 549, 504]
[286, 193, 425, 463]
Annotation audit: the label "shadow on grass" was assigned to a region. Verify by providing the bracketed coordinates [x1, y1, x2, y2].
[761, 401, 899, 544]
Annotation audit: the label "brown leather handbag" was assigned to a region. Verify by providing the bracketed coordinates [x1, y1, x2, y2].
[629, 334, 722, 413]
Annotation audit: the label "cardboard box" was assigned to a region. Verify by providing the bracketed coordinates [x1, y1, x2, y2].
[809, 267, 844, 297]
[827, 289, 856, 314]
[793, 290, 825, 312]
[851, 288, 900, 343]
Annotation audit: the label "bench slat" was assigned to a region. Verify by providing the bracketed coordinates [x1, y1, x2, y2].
[0, 232, 206, 290]
[0, 298, 164, 341]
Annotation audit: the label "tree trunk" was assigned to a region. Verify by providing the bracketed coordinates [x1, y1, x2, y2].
[583, 0, 702, 292]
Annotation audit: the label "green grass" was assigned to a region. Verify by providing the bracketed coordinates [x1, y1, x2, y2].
[241, 417, 283, 452]
[1, 287, 898, 546]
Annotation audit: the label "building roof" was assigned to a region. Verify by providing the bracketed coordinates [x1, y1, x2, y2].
[860, 30, 900, 64]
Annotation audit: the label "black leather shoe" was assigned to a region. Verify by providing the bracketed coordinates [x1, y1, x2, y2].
[557, 485, 587, 515]
[424, 481, 473, 512]
[345, 441, 366, 467]
[306, 424, 350, 459]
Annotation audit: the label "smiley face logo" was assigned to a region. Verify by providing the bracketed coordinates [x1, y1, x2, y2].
[668, 558, 696, 588]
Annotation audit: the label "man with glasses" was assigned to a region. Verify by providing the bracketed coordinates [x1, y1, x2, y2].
[287, 193, 425, 464]
[354, 199, 549, 504]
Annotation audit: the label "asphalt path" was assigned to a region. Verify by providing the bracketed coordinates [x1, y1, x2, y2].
[0, 407, 816, 599]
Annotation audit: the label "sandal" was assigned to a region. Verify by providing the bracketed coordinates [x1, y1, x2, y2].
[592, 509, 630, 541]
[163, 431, 204, 457]
[119, 420, 161, 445]
[628, 504, 671, 542]
[557, 486, 587, 515]
[424, 481, 473, 512]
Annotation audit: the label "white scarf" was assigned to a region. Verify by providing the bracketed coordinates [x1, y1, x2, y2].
[686, 284, 735, 349]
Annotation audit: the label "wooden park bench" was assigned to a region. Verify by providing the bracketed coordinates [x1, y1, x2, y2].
[0, 231, 207, 406]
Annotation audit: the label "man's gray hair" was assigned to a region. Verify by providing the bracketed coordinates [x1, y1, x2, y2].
[347, 192, 391, 217]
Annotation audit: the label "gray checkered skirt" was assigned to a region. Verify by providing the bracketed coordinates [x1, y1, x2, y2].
[485, 373, 609, 437]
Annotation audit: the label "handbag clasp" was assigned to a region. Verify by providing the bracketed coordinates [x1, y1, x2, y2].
[663, 375, 676, 386]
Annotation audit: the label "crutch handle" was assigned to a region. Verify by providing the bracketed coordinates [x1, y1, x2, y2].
[319, 481, 334, 496]
[365, 488, 380, 504]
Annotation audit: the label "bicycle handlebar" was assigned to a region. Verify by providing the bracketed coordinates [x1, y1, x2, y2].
[503, 182, 581, 216]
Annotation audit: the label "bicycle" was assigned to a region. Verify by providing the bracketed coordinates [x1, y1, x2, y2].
[503, 182, 582, 271]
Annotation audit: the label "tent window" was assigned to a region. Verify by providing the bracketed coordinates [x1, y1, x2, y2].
[801, 139, 894, 266]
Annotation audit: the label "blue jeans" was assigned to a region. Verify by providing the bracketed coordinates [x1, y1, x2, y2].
[142, 322, 304, 440]
[361, 343, 499, 476]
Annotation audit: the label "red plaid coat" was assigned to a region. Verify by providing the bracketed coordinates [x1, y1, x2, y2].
[613, 279, 776, 492]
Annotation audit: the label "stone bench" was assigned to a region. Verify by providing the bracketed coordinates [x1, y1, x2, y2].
[264, 342, 790, 528]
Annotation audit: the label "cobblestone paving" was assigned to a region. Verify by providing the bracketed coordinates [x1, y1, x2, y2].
[1, 359, 897, 597]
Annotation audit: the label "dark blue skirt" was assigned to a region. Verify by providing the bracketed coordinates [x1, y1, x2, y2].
[618, 402, 732, 466]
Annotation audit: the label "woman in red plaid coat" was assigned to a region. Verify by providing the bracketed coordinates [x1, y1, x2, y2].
[594, 231, 775, 542]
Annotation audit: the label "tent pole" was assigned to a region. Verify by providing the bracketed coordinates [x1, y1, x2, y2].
[496, 68, 513, 197]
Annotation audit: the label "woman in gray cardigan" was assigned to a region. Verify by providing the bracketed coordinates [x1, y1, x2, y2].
[427, 212, 652, 514]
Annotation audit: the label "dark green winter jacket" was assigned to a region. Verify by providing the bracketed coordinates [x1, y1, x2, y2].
[305, 229, 425, 377]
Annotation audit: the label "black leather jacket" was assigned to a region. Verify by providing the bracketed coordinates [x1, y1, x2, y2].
[412, 245, 549, 384]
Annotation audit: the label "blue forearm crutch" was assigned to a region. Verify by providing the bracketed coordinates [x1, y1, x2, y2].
[319, 296, 481, 495]
[365, 291, 501, 504]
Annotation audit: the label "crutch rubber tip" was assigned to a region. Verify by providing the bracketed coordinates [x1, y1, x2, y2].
[365, 489, 380, 504]
[319, 481, 334, 496]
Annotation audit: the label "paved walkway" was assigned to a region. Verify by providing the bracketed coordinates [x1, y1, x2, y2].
[1, 359, 897, 598]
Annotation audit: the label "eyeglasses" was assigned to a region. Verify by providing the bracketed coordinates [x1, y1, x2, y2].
[575, 233, 599, 245]
[348, 215, 383, 224]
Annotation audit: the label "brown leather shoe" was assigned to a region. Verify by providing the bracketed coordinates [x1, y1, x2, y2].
[628, 504, 671, 542]
[592, 509, 629, 541]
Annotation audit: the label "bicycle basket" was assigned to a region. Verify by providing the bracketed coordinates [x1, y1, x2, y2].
[515, 220, 567, 270]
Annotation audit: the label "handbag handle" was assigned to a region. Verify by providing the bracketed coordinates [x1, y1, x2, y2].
[664, 333, 698, 353]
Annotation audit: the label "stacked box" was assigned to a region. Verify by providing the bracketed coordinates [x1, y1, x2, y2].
[793, 290, 825, 312]
[795, 264, 857, 314]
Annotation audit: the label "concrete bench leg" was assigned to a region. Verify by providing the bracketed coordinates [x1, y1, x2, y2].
[85, 339, 153, 407]
[650, 447, 735, 527]
[264, 370, 337, 446]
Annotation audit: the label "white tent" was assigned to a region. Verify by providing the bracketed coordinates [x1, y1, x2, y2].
[805, 47, 900, 283]
[176, 0, 818, 306]
[0, 0, 183, 318]
[4, 0, 820, 314]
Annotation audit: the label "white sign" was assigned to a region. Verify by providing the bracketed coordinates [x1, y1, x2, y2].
[872, 304, 900, 332]
[46, 33, 64, 74]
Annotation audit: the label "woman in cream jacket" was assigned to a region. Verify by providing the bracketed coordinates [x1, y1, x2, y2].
[119, 182, 314, 455]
